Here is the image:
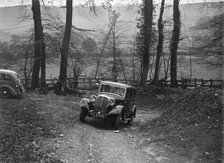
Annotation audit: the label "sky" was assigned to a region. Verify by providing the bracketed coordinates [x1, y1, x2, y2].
[0, 0, 223, 7]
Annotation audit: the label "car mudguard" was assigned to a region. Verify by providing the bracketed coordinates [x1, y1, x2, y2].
[132, 105, 136, 118]
[0, 85, 17, 96]
[79, 98, 90, 111]
[107, 105, 123, 115]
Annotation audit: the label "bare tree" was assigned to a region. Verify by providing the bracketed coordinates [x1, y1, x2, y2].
[110, 10, 121, 81]
[59, 0, 73, 88]
[40, 34, 46, 87]
[142, 0, 153, 86]
[31, 0, 45, 89]
[152, 0, 165, 84]
[10, 32, 34, 88]
[95, 8, 128, 81]
[94, 26, 113, 79]
[170, 0, 181, 88]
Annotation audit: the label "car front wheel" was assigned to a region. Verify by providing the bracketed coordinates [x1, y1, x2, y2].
[113, 114, 120, 130]
[0, 87, 11, 99]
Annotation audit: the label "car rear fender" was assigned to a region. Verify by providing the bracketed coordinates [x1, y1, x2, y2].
[0, 85, 17, 95]
[79, 98, 90, 111]
[132, 105, 136, 118]
[107, 105, 123, 115]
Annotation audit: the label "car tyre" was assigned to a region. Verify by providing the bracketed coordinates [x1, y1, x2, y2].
[127, 118, 133, 125]
[0, 87, 10, 99]
[133, 107, 136, 118]
[113, 114, 120, 130]
[79, 107, 86, 122]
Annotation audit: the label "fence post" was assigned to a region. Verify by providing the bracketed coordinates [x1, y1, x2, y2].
[89, 78, 91, 89]
[210, 79, 213, 87]
[83, 78, 85, 89]
[201, 79, 203, 87]
[185, 78, 187, 89]
[195, 78, 197, 88]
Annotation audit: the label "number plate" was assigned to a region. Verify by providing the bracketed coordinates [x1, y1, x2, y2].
[90, 111, 104, 118]
[96, 113, 104, 118]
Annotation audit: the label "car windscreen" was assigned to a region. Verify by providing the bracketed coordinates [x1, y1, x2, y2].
[99, 84, 126, 97]
[12, 74, 20, 80]
[13, 74, 23, 84]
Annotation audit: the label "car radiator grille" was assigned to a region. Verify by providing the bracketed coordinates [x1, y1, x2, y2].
[95, 96, 109, 113]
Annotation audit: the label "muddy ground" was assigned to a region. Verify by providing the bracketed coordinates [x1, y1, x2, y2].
[0, 88, 222, 163]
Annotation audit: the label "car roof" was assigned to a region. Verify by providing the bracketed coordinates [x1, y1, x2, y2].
[100, 81, 135, 89]
[0, 69, 18, 75]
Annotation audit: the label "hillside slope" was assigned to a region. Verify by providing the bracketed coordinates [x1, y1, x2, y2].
[0, 3, 219, 42]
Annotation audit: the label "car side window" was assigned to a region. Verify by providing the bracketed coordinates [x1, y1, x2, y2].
[126, 89, 136, 98]
[4, 74, 10, 80]
[0, 74, 10, 81]
[126, 90, 131, 98]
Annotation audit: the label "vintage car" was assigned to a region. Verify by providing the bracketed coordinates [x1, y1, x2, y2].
[79, 81, 137, 129]
[0, 69, 25, 98]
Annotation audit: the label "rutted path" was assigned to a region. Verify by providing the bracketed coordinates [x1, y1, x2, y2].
[0, 93, 160, 162]
[55, 119, 155, 163]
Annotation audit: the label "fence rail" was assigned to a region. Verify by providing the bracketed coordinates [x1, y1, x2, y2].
[21, 77, 223, 89]
[164, 78, 223, 89]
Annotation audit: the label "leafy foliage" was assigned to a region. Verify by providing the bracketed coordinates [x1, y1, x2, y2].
[0, 41, 16, 68]
[192, 13, 224, 69]
[82, 38, 97, 53]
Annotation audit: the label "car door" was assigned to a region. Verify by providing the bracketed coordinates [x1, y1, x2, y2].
[124, 88, 136, 118]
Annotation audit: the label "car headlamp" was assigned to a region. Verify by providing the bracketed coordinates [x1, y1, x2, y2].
[90, 95, 96, 102]
[109, 98, 115, 106]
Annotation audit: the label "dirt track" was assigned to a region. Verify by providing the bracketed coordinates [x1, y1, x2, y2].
[1, 91, 221, 163]
[0, 93, 158, 162]
[55, 120, 154, 163]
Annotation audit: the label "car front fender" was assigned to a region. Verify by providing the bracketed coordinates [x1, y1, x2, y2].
[0, 85, 17, 95]
[107, 105, 123, 115]
[79, 98, 90, 111]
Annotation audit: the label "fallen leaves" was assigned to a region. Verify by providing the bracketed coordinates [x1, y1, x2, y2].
[0, 97, 63, 161]
[137, 87, 222, 163]
[148, 88, 222, 128]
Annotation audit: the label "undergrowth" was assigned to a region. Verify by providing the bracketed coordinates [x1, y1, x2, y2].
[0, 97, 66, 162]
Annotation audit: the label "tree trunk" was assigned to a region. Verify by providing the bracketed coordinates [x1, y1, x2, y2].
[170, 0, 181, 88]
[72, 60, 79, 89]
[73, 72, 78, 89]
[142, 0, 153, 86]
[31, 0, 43, 89]
[24, 51, 28, 88]
[59, 0, 73, 86]
[40, 41, 46, 87]
[152, 0, 165, 84]
[132, 41, 136, 82]
[94, 26, 113, 79]
[112, 24, 117, 81]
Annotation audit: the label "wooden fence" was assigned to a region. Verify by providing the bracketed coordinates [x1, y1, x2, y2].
[161, 78, 223, 89]
[21, 77, 223, 90]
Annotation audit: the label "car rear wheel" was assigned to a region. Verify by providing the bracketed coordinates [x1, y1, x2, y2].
[127, 118, 133, 125]
[79, 107, 87, 122]
[0, 87, 11, 99]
